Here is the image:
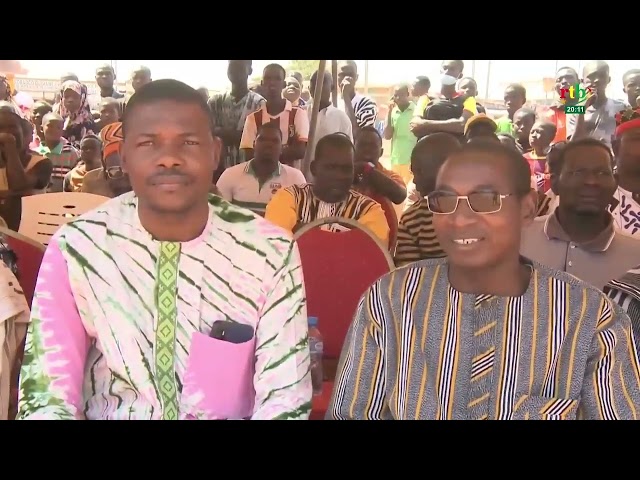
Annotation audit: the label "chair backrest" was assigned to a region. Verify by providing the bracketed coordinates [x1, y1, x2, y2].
[19, 192, 109, 246]
[0, 226, 46, 307]
[368, 193, 399, 253]
[294, 216, 394, 359]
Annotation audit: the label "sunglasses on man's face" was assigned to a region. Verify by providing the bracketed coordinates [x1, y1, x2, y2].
[426, 191, 515, 215]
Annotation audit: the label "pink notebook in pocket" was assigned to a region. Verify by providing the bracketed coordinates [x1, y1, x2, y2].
[181, 332, 256, 420]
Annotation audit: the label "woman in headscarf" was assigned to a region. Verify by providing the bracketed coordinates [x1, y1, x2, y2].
[53, 80, 96, 148]
[81, 122, 131, 197]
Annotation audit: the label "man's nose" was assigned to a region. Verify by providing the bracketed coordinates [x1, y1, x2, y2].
[448, 200, 479, 228]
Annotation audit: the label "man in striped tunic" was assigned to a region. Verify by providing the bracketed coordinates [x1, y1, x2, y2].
[328, 140, 640, 420]
[17, 80, 311, 420]
[265, 132, 389, 244]
[337, 61, 378, 135]
[394, 133, 460, 266]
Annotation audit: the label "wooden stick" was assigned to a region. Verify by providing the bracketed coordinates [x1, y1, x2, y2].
[301, 60, 327, 180]
[331, 60, 338, 107]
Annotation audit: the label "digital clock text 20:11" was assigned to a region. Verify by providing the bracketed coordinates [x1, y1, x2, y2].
[564, 105, 585, 114]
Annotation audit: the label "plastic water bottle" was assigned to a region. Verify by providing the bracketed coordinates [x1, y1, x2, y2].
[308, 316, 323, 396]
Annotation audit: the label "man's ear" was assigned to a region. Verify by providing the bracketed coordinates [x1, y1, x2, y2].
[521, 189, 538, 225]
[119, 145, 128, 174]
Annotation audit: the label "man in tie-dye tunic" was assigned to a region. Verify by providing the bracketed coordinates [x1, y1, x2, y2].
[17, 79, 311, 420]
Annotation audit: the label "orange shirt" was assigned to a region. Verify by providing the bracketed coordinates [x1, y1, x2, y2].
[541, 105, 567, 144]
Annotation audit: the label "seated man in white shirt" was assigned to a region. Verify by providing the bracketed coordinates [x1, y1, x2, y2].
[307, 70, 352, 163]
[217, 122, 306, 216]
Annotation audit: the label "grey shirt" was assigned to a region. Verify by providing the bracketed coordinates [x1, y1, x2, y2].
[521, 212, 640, 290]
[566, 97, 626, 147]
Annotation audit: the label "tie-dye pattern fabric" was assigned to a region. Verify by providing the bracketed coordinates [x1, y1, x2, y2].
[17, 193, 311, 420]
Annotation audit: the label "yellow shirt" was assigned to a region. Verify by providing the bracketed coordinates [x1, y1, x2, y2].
[265, 184, 389, 245]
[415, 95, 431, 116]
[462, 96, 478, 114]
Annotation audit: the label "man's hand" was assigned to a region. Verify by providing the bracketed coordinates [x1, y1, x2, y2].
[584, 91, 597, 110]
[354, 160, 367, 177]
[410, 117, 427, 133]
[340, 77, 356, 102]
[0, 133, 17, 150]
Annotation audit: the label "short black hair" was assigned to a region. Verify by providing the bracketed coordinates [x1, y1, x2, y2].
[415, 76, 431, 89]
[443, 60, 464, 71]
[496, 133, 520, 151]
[315, 132, 354, 160]
[122, 79, 212, 136]
[257, 121, 282, 139]
[33, 101, 53, 112]
[100, 97, 120, 108]
[505, 83, 527, 99]
[339, 60, 358, 75]
[81, 133, 103, 148]
[263, 63, 286, 79]
[548, 138, 613, 175]
[458, 76, 477, 89]
[412, 132, 460, 166]
[96, 64, 115, 75]
[623, 69, 640, 84]
[133, 65, 151, 75]
[556, 66, 578, 78]
[514, 107, 536, 120]
[310, 70, 333, 89]
[356, 125, 382, 143]
[535, 120, 557, 139]
[450, 139, 532, 196]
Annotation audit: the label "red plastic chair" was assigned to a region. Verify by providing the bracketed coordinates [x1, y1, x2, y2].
[368, 193, 399, 253]
[294, 217, 394, 420]
[0, 226, 46, 307]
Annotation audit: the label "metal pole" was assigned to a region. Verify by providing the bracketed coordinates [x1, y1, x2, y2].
[484, 60, 492, 101]
[364, 60, 369, 95]
[302, 60, 327, 181]
[332, 60, 338, 107]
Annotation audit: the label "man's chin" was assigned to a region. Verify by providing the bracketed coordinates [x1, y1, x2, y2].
[574, 208, 604, 216]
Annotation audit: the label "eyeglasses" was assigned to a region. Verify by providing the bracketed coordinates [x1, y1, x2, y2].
[426, 191, 515, 214]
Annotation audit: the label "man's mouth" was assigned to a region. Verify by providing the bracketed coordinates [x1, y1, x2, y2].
[452, 238, 481, 245]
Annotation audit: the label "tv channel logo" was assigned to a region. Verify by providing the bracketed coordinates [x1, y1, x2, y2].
[559, 83, 593, 114]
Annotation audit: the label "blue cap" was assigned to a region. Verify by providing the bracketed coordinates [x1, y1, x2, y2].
[308, 316, 318, 327]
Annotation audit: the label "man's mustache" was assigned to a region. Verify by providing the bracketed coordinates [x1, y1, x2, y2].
[147, 169, 191, 185]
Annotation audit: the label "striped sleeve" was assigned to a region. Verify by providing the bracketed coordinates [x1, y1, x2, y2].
[394, 202, 444, 267]
[252, 241, 312, 420]
[327, 280, 392, 420]
[395, 209, 419, 267]
[354, 96, 378, 128]
[578, 297, 640, 420]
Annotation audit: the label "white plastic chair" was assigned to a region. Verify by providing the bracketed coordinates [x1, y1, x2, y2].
[19, 192, 109, 245]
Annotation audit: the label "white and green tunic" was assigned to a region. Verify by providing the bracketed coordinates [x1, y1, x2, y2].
[17, 193, 311, 420]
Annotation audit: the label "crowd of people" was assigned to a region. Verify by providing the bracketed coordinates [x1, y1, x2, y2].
[1, 58, 640, 420]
